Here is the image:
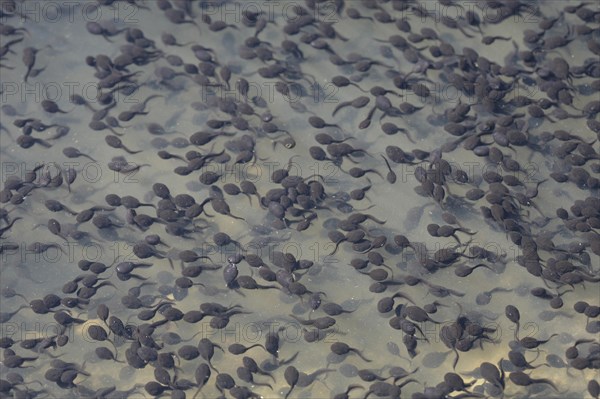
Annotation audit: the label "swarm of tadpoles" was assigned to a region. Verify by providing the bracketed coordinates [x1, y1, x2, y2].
[0, 0, 598, 398]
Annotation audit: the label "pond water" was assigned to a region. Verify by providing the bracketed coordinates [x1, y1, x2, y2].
[0, 1, 599, 398]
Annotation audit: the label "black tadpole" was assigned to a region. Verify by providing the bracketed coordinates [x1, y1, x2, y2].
[331, 342, 372, 362]
[105, 135, 142, 154]
[505, 305, 521, 340]
[210, 198, 245, 221]
[41, 100, 70, 114]
[62, 146, 97, 162]
[284, 366, 299, 399]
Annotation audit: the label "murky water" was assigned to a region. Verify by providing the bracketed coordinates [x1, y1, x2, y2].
[1, 1, 599, 398]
